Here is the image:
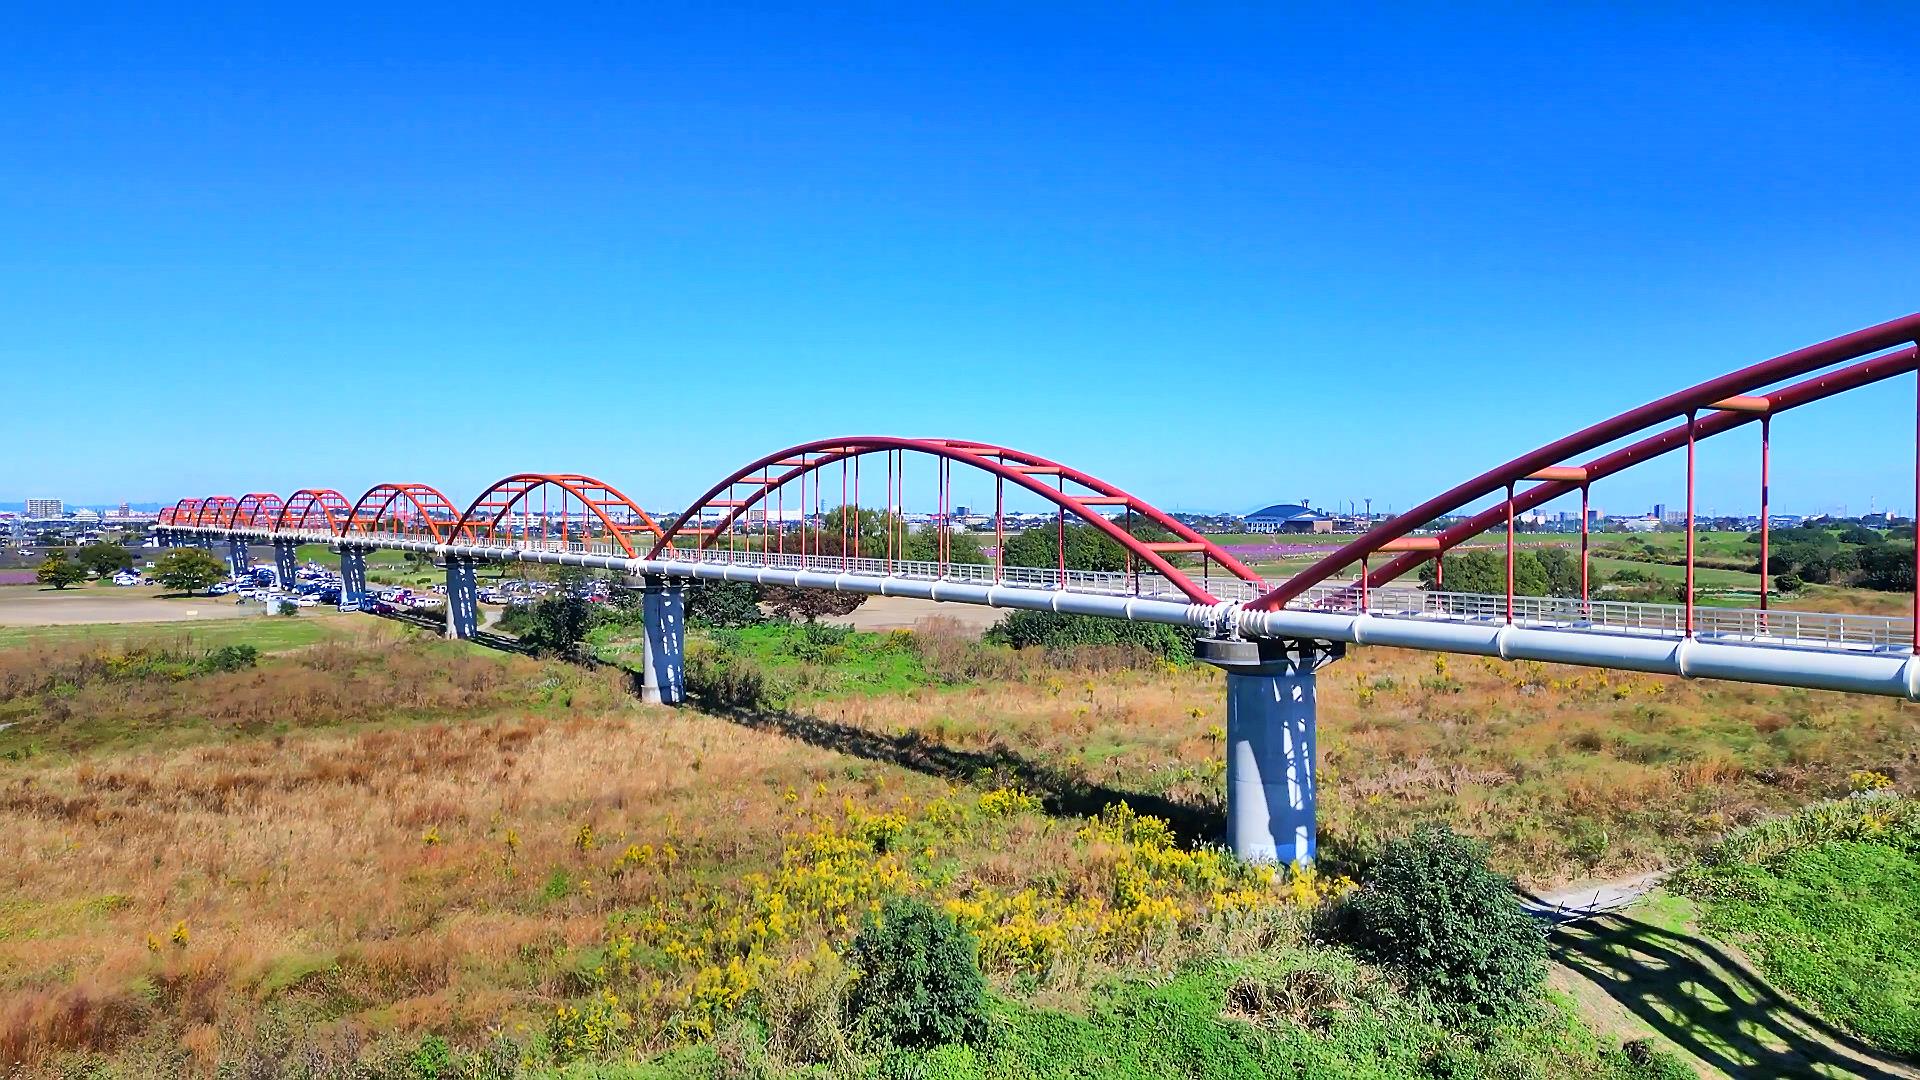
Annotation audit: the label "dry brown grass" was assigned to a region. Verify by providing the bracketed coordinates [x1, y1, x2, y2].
[4, 626, 1917, 1072]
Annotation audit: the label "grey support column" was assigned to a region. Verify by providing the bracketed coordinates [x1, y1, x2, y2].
[339, 546, 369, 609]
[226, 539, 251, 578]
[273, 541, 299, 590]
[445, 557, 479, 639]
[1197, 637, 1344, 866]
[641, 575, 686, 705]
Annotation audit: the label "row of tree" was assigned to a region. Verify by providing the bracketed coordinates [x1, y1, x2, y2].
[34, 542, 137, 589]
[38, 546, 231, 595]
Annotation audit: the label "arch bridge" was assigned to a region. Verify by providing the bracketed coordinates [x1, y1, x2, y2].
[156, 315, 1920, 864]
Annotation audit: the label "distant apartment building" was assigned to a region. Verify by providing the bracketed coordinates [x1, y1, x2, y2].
[25, 498, 62, 518]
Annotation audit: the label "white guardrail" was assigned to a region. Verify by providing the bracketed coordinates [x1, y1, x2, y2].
[193, 529, 1915, 656]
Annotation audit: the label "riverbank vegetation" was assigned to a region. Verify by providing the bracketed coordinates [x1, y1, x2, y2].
[2, 599, 1911, 1075]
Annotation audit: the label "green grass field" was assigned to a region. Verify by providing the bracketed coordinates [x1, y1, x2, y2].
[1588, 556, 1763, 589]
[0, 613, 351, 651]
[1672, 797, 1920, 1062]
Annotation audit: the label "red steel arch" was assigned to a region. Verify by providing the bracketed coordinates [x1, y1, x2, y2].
[195, 496, 239, 527]
[276, 489, 353, 535]
[649, 437, 1263, 604]
[346, 483, 463, 543]
[1352, 345, 1920, 597]
[452, 473, 667, 557]
[1252, 313, 1920, 612]
[229, 493, 286, 528]
[162, 499, 199, 526]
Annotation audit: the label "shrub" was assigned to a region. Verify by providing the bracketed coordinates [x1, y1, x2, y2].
[685, 641, 775, 708]
[1605, 1038, 1698, 1079]
[985, 610, 1197, 664]
[1336, 824, 1546, 1024]
[685, 580, 765, 628]
[845, 896, 988, 1049]
[1773, 571, 1803, 594]
[202, 644, 259, 673]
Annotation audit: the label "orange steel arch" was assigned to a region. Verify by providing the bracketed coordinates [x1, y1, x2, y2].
[649, 437, 1264, 604]
[195, 496, 239, 527]
[452, 473, 667, 557]
[163, 499, 200, 526]
[230, 493, 286, 528]
[346, 483, 463, 543]
[275, 489, 353, 535]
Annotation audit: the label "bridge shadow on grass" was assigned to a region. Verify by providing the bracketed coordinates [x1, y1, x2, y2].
[375, 609, 538, 657]
[699, 698, 1227, 847]
[1552, 911, 1917, 1080]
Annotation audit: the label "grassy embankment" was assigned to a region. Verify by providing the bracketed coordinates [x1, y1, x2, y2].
[3, 604, 1915, 1076]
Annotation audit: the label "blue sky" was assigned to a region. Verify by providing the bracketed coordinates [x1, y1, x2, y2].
[5, 5, 1917, 518]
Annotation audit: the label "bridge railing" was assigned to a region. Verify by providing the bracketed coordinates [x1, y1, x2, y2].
[1288, 582, 1913, 653]
[390, 532, 1276, 602]
[227, 527, 1913, 653]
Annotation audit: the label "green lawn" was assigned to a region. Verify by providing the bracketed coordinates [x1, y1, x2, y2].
[1588, 556, 1763, 589]
[0, 613, 350, 651]
[1674, 799, 1920, 1061]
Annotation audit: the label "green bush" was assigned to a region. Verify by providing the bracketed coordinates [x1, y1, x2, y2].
[201, 644, 259, 673]
[1337, 824, 1547, 1024]
[685, 580, 765, 628]
[845, 896, 987, 1049]
[685, 641, 776, 708]
[985, 611, 1196, 663]
[1603, 1038, 1697, 1079]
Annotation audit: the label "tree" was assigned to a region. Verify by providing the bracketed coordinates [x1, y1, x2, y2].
[152, 548, 228, 595]
[1531, 546, 1583, 597]
[1001, 520, 1178, 574]
[506, 592, 594, 656]
[36, 551, 87, 590]
[76, 542, 133, 578]
[1858, 542, 1916, 593]
[773, 505, 988, 566]
[760, 584, 866, 622]
[843, 896, 987, 1048]
[684, 580, 764, 628]
[1339, 824, 1547, 1024]
[1418, 549, 1547, 597]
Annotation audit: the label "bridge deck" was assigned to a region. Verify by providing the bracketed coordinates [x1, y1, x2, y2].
[211, 527, 1911, 657]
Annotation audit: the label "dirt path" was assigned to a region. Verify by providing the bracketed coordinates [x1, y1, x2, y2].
[1550, 890, 1918, 1080]
[821, 595, 1005, 633]
[0, 585, 256, 626]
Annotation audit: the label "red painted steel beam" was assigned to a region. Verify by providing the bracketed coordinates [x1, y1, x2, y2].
[450, 473, 665, 558]
[1251, 315, 1920, 611]
[230, 493, 286, 528]
[275, 489, 352, 535]
[1346, 343, 1920, 594]
[346, 483, 462, 543]
[196, 496, 238, 527]
[648, 436, 1264, 604]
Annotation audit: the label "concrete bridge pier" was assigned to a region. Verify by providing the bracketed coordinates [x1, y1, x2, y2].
[445, 557, 479, 640]
[225, 538, 251, 578]
[640, 575, 686, 705]
[273, 540, 299, 591]
[1198, 637, 1344, 867]
[339, 546, 369, 609]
